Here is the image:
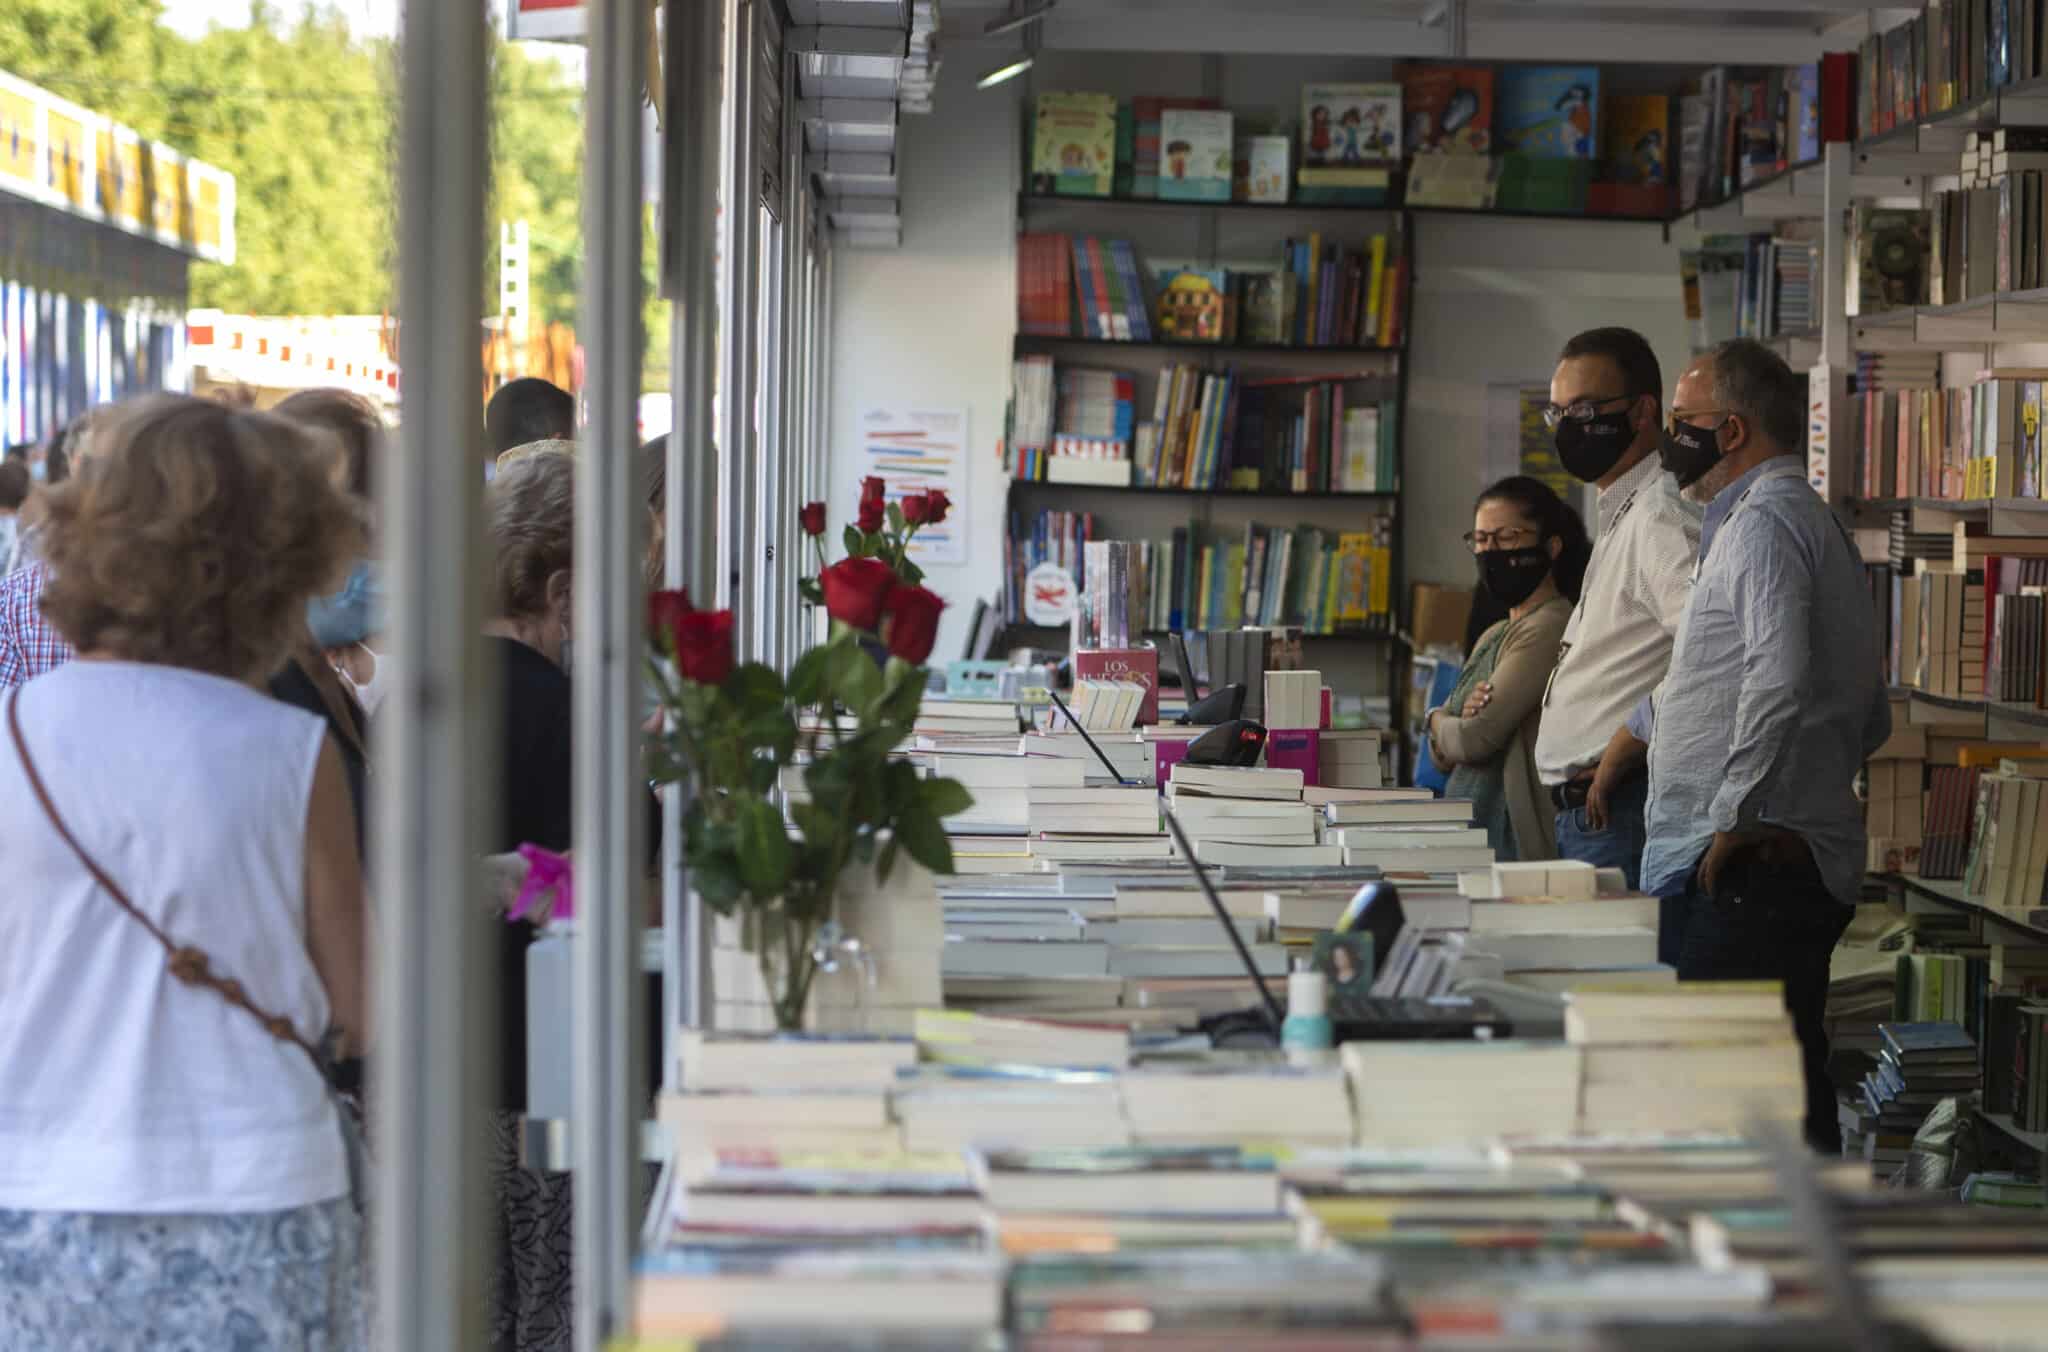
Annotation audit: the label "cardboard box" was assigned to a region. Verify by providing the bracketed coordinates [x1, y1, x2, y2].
[1411, 583, 1475, 652]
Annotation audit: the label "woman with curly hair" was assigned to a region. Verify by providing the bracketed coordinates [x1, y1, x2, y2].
[0, 394, 371, 1349]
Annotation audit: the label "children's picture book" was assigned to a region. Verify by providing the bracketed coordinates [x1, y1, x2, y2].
[1602, 94, 1668, 184]
[1792, 62, 1822, 162]
[1154, 264, 1230, 342]
[1398, 65, 1493, 154]
[1499, 66, 1599, 159]
[1300, 83, 1401, 169]
[1312, 932, 1374, 999]
[1158, 108, 1234, 202]
[1234, 135, 1291, 203]
[1032, 91, 1118, 196]
[1405, 152, 1500, 208]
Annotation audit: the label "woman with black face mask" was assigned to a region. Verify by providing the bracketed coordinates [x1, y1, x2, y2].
[1425, 476, 1590, 860]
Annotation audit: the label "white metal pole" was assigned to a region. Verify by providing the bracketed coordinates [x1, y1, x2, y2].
[663, 0, 726, 1066]
[376, 1, 494, 1348]
[718, 0, 750, 613]
[574, 0, 647, 1346]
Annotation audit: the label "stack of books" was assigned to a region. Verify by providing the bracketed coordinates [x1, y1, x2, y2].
[1026, 783, 1169, 867]
[1322, 791, 1490, 873]
[1565, 983, 1805, 1137]
[1856, 1021, 1978, 1175]
[1121, 1055, 1355, 1147]
[973, 1144, 1296, 1256]
[659, 1029, 915, 1160]
[1166, 763, 1336, 866]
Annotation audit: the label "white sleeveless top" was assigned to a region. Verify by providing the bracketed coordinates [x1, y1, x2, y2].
[0, 661, 347, 1213]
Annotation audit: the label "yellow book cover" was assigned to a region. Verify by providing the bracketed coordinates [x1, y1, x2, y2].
[1197, 546, 1215, 629]
[1032, 92, 1117, 196]
[1223, 544, 1247, 626]
[1305, 232, 1323, 342]
[1371, 542, 1392, 618]
[1335, 533, 1373, 624]
[1365, 234, 1388, 335]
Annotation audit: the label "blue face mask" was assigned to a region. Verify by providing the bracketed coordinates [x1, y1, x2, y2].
[28, 460, 46, 481]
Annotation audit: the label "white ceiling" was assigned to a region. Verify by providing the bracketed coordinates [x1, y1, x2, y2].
[942, 0, 1918, 65]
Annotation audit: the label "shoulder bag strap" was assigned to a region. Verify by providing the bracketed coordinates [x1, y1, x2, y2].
[6, 689, 328, 1074]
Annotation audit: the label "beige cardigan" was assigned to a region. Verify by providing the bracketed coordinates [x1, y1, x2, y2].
[1426, 595, 1571, 862]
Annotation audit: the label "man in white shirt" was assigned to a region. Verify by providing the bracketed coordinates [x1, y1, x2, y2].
[1528, 329, 1702, 924]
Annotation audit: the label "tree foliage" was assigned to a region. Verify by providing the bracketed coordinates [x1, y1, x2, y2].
[0, 0, 613, 356]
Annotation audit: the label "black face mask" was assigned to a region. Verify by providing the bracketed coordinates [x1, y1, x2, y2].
[1553, 407, 1634, 482]
[1475, 544, 1551, 608]
[1659, 416, 1725, 488]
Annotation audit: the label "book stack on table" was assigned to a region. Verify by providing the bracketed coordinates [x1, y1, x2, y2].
[1167, 763, 1340, 867]
[1321, 789, 1492, 873]
[1851, 1021, 1979, 1177]
[1565, 983, 1806, 1137]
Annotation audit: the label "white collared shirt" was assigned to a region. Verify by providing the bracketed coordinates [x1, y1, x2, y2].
[1532, 451, 1703, 786]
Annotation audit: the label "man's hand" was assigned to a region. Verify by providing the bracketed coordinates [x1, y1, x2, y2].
[1460, 681, 1493, 719]
[1586, 724, 1648, 831]
[1698, 829, 1760, 897]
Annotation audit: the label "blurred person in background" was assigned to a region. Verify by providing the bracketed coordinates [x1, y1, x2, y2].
[0, 460, 27, 577]
[0, 414, 101, 688]
[1426, 476, 1589, 861]
[484, 376, 576, 476]
[482, 449, 580, 1350]
[0, 395, 369, 1349]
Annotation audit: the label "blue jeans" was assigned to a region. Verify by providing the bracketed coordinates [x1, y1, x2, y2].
[1552, 770, 1648, 889]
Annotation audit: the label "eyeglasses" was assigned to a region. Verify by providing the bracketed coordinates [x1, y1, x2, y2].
[1461, 527, 1537, 553]
[1540, 393, 1635, 429]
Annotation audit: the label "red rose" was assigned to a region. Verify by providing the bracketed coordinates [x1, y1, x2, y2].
[900, 492, 932, 526]
[881, 583, 946, 665]
[860, 475, 887, 508]
[819, 556, 897, 631]
[922, 489, 951, 525]
[799, 501, 828, 537]
[671, 607, 736, 686]
[647, 588, 693, 653]
[856, 498, 886, 534]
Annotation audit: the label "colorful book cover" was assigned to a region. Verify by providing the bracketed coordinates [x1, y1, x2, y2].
[1158, 108, 1234, 202]
[1793, 62, 1822, 161]
[1601, 95, 1668, 185]
[1032, 92, 1117, 197]
[1398, 64, 1493, 154]
[1155, 264, 1229, 342]
[1234, 135, 1291, 202]
[1498, 66, 1600, 160]
[1301, 82, 1401, 168]
[1238, 267, 1290, 344]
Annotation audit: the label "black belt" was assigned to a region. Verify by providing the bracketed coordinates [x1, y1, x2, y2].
[1551, 766, 1642, 811]
[1551, 780, 1590, 810]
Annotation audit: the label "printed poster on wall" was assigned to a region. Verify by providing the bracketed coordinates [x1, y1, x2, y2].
[857, 406, 969, 565]
[1516, 385, 1575, 499]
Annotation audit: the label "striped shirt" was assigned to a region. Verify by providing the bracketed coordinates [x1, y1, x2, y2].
[1635, 456, 1891, 903]
[0, 564, 75, 691]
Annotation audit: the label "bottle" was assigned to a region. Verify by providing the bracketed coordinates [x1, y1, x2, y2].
[1280, 958, 1333, 1052]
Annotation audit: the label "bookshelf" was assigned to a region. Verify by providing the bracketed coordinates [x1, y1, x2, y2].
[1001, 191, 1417, 741]
[1019, 190, 1672, 227]
[1016, 333, 1403, 356]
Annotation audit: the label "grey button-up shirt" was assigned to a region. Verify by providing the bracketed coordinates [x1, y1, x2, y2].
[1632, 456, 1890, 903]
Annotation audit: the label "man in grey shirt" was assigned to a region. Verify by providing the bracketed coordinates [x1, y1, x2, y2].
[1593, 338, 1889, 1151]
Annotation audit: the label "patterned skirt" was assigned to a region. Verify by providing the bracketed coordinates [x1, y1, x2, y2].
[0, 1198, 367, 1351]
[488, 1110, 574, 1352]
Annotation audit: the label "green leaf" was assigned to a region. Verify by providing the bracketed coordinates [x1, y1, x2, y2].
[723, 663, 785, 717]
[788, 642, 834, 706]
[749, 755, 781, 794]
[688, 850, 743, 910]
[796, 577, 824, 606]
[876, 661, 926, 726]
[742, 709, 798, 763]
[842, 523, 864, 558]
[734, 796, 793, 896]
[832, 640, 883, 712]
[876, 834, 900, 885]
[898, 557, 925, 586]
[921, 776, 976, 820]
[886, 501, 905, 534]
[894, 806, 956, 876]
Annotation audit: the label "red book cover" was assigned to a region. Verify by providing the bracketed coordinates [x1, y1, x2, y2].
[1074, 647, 1160, 724]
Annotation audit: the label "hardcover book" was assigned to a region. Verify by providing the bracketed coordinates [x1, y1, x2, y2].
[1602, 94, 1669, 184]
[1032, 92, 1118, 197]
[1234, 135, 1291, 202]
[1398, 64, 1493, 154]
[1499, 65, 1600, 159]
[1300, 82, 1402, 169]
[1158, 108, 1234, 202]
